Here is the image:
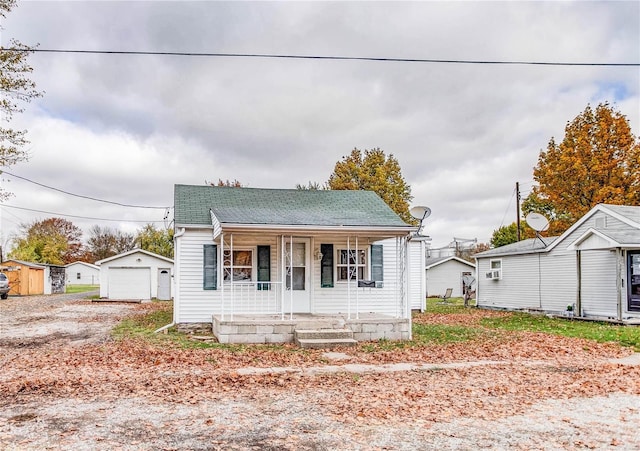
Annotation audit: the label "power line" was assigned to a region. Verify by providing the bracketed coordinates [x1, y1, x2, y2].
[0, 204, 166, 223]
[16, 48, 639, 67]
[1, 171, 171, 209]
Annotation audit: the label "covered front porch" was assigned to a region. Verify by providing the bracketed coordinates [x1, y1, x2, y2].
[212, 312, 411, 344]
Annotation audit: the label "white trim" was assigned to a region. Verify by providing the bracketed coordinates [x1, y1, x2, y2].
[567, 228, 623, 251]
[96, 248, 174, 265]
[425, 256, 475, 270]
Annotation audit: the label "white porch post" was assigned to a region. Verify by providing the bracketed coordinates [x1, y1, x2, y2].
[347, 236, 351, 320]
[220, 232, 224, 321]
[289, 235, 293, 321]
[355, 236, 359, 320]
[230, 233, 234, 321]
[280, 235, 285, 321]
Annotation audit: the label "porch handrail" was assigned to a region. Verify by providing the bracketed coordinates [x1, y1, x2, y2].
[224, 281, 283, 319]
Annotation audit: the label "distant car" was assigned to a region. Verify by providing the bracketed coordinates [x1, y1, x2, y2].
[0, 273, 10, 299]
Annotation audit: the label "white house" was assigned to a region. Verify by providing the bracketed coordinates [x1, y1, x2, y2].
[425, 256, 476, 298]
[65, 261, 99, 286]
[173, 185, 420, 343]
[475, 204, 640, 321]
[96, 249, 174, 301]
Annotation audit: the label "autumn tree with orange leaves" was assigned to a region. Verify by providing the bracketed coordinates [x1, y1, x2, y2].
[524, 103, 640, 235]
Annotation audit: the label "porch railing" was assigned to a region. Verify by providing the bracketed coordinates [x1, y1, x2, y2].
[221, 281, 283, 319]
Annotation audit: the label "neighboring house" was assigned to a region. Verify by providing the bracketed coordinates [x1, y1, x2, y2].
[96, 249, 174, 301]
[425, 256, 476, 298]
[0, 259, 65, 295]
[65, 261, 99, 286]
[173, 185, 419, 343]
[475, 204, 640, 321]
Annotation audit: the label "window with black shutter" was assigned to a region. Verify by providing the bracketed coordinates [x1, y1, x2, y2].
[320, 244, 334, 288]
[203, 244, 217, 290]
[371, 244, 383, 282]
[257, 245, 271, 290]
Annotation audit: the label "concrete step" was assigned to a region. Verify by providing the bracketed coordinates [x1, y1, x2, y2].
[296, 338, 358, 349]
[295, 328, 354, 340]
[294, 328, 356, 349]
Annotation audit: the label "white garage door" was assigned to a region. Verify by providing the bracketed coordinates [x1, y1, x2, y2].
[108, 267, 151, 300]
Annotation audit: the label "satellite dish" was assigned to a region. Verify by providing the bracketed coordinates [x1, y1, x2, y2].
[525, 212, 550, 232]
[410, 206, 431, 221]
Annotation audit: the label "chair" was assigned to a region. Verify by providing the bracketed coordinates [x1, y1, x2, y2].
[437, 288, 454, 304]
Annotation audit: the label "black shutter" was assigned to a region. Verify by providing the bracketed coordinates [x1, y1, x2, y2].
[203, 244, 217, 290]
[320, 244, 334, 288]
[371, 244, 383, 282]
[257, 245, 271, 290]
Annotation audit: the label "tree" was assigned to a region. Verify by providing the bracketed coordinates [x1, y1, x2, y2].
[9, 218, 83, 264]
[295, 181, 326, 190]
[86, 225, 136, 262]
[0, 0, 43, 200]
[327, 148, 414, 223]
[208, 179, 243, 187]
[490, 222, 535, 248]
[136, 224, 173, 259]
[526, 103, 640, 234]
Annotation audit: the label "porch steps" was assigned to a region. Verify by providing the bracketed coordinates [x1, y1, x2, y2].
[294, 328, 357, 349]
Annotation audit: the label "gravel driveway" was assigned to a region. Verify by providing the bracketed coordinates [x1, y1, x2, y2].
[1, 294, 639, 450]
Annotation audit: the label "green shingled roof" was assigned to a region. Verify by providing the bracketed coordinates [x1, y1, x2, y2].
[174, 184, 411, 228]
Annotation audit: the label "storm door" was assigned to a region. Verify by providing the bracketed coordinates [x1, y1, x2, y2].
[628, 251, 640, 312]
[284, 239, 311, 313]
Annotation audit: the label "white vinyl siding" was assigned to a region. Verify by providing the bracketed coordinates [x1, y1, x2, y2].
[175, 231, 412, 322]
[407, 240, 426, 311]
[426, 259, 476, 298]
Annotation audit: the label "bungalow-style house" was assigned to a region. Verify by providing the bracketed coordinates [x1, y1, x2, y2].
[475, 204, 640, 321]
[96, 249, 174, 301]
[173, 185, 420, 344]
[425, 256, 476, 299]
[65, 261, 99, 286]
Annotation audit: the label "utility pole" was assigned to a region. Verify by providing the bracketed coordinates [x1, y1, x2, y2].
[516, 182, 521, 241]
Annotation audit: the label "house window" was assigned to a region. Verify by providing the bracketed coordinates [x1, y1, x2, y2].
[486, 259, 502, 280]
[337, 249, 366, 281]
[223, 249, 253, 282]
[203, 244, 218, 290]
[76, 272, 81, 280]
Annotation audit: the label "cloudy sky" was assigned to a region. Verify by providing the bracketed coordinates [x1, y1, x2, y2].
[0, 0, 638, 252]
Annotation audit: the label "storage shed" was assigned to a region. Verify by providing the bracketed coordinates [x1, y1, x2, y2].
[65, 261, 100, 286]
[425, 256, 476, 298]
[0, 259, 45, 296]
[96, 249, 174, 300]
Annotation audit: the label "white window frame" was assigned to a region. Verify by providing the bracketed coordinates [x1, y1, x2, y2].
[223, 248, 255, 282]
[487, 259, 502, 280]
[336, 248, 368, 282]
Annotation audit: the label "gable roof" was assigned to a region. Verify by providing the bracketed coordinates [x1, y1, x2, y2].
[65, 261, 99, 270]
[425, 256, 475, 270]
[1, 259, 46, 269]
[476, 203, 640, 259]
[95, 248, 174, 265]
[474, 236, 558, 258]
[174, 185, 413, 231]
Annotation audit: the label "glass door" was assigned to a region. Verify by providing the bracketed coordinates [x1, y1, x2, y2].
[628, 251, 640, 312]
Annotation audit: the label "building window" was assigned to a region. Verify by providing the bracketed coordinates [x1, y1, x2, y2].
[486, 259, 502, 280]
[337, 249, 366, 281]
[76, 272, 81, 280]
[203, 244, 218, 290]
[223, 249, 253, 282]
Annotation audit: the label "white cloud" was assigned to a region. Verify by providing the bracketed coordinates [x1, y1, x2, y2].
[0, 0, 638, 250]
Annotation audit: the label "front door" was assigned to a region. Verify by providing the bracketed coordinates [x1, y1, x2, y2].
[628, 251, 640, 312]
[285, 239, 311, 312]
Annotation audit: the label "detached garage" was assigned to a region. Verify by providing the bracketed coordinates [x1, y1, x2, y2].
[96, 249, 174, 300]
